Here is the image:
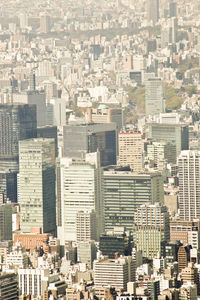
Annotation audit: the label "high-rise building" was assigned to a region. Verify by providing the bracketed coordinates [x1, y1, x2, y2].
[147, 122, 189, 157]
[133, 203, 170, 259]
[0, 170, 17, 203]
[99, 227, 132, 259]
[94, 256, 135, 291]
[178, 245, 191, 273]
[62, 123, 116, 166]
[57, 152, 103, 244]
[170, 220, 200, 245]
[40, 15, 51, 33]
[118, 131, 144, 172]
[181, 263, 199, 289]
[0, 104, 37, 171]
[147, 0, 159, 24]
[169, 1, 177, 18]
[145, 78, 165, 117]
[87, 105, 123, 132]
[103, 166, 164, 231]
[46, 98, 66, 126]
[0, 273, 18, 300]
[147, 141, 176, 167]
[13, 91, 46, 127]
[18, 138, 56, 235]
[0, 203, 12, 241]
[77, 240, 97, 269]
[178, 151, 200, 221]
[76, 210, 97, 242]
[37, 125, 58, 157]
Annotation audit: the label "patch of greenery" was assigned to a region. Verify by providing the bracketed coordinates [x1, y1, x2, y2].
[125, 86, 145, 113]
[165, 86, 183, 110]
[177, 58, 199, 74]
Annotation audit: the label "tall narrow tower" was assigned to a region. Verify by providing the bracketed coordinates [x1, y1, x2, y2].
[147, 0, 159, 24]
[18, 138, 56, 234]
[178, 151, 200, 221]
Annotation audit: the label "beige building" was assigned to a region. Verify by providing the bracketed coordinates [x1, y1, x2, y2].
[94, 256, 135, 291]
[118, 131, 144, 172]
[76, 210, 97, 242]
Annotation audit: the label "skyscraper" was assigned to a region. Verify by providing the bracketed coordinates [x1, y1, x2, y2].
[18, 138, 56, 235]
[0, 104, 37, 171]
[133, 203, 170, 259]
[62, 123, 116, 166]
[147, 0, 159, 24]
[147, 122, 189, 157]
[103, 166, 164, 231]
[40, 15, 51, 33]
[145, 78, 165, 116]
[0, 203, 12, 241]
[118, 131, 144, 172]
[57, 152, 103, 244]
[178, 151, 200, 221]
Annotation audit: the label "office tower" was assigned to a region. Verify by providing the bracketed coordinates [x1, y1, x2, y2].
[99, 227, 132, 259]
[133, 203, 170, 259]
[46, 98, 66, 126]
[44, 81, 57, 100]
[18, 138, 56, 235]
[57, 152, 103, 244]
[145, 78, 165, 117]
[29, 71, 36, 91]
[77, 241, 97, 269]
[0, 170, 17, 203]
[0, 203, 12, 241]
[118, 131, 144, 172]
[76, 210, 97, 242]
[37, 60, 54, 78]
[62, 123, 116, 166]
[170, 220, 200, 245]
[87, 105, 123, 132]
[0, 104, 37, 171]
[19, 13, 28, 29]
[94, 256, 135, 291]
[40, 15, 51, 33]
[170, 17, 178, 44]
[178, 245, 191, 273]
[103, 166, 164, 231]
[147, 141, 176, 166]
[178, 151, 200, 221]
[169, 1, 177, 17]
[37, 125, 58, 157]
[13, 91, 46, 127]
[147, 0, 159, 24]
[0, 273, 18, 300]
[147, 122, 189, 157]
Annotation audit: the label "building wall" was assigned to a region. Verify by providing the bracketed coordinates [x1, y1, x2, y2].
[18, 138, 56, 234]
[103, 171, 164, 231]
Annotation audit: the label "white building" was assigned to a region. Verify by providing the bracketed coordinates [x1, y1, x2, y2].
[145, 78, 165, 117]
[178, 151, 200, 221]
[6, 244, 28, 269]
[57, 152, 103, 244]
[18, 268, 50, 298]
[46, 98, 66, 126]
